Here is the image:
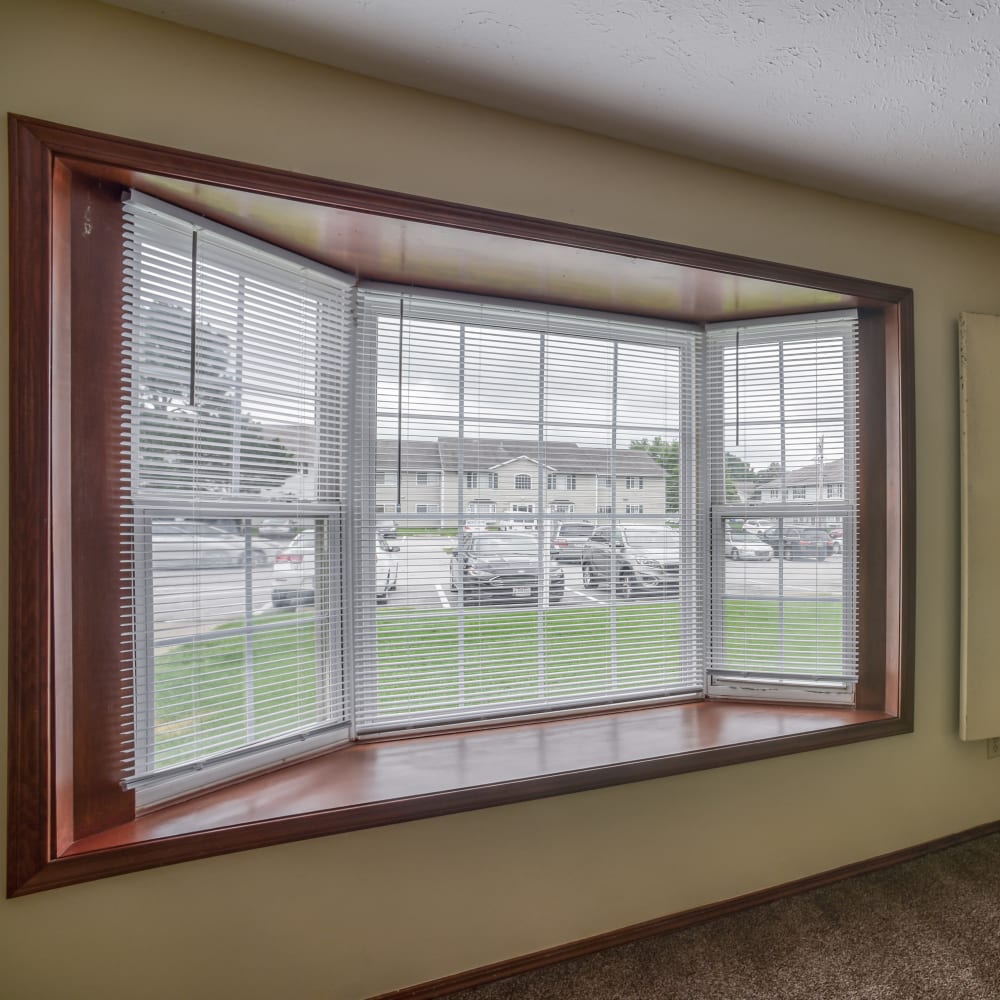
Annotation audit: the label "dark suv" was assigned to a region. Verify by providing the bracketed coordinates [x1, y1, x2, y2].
[581, 524, 680, 598]
[449, 532, 565, 605]
[762, 526, 832, 560]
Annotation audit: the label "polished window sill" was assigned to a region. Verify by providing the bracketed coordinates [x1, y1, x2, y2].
[17, 699, 899, 894]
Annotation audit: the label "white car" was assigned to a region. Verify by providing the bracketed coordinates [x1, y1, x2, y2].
[272, 531, 399, 608]
[152, 520, 269, 570]
[725, 530, 773, 561]
[460, 519, 491, 535]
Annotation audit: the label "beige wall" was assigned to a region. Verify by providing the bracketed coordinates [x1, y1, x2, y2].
[4, 2, 1000, 998]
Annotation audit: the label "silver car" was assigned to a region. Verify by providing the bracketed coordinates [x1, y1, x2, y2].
[581, 524, 681, 598]
[152, 520, 268, 570]
[724, 530, 773, 561]
[272, 531, 399, 608]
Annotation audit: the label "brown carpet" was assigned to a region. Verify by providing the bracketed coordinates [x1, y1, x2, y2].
[444, 833, 1000, 999]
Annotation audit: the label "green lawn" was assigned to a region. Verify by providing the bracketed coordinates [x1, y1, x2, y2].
[374, 603, 684, 716]
[151, 599, 843, 769]
[723, 600, 844, 673]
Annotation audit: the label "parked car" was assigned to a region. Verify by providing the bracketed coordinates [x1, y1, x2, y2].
[799, 526, 837, 556]
[724, 530, 773, 561]
[549, 521, 595, 561]
[460, 519, 491, 535]
[449, 532, 564, 604]
[581, 524, 680, 598]
[258, 517, 304, 539]
[826, 525, 844, 553]
[377, 519, 399, 539]
[272, 531, 398, 607]
[761, 526, 832, 560]
[152, 520, 268, 570]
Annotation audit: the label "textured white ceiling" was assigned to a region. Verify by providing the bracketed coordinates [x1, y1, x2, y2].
[105, 0, 1000, 232]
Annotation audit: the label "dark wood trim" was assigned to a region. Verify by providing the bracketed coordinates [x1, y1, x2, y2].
[51, 159, 74, 857]
[17, 115, 911, 304]
[5, 113, 916, 897]
[8, 703, 898, 896]
[855, 308, 889, 711]
[6, 116, 56, 897]
[66, 171, 135, 838]
[895, 293, 916, 729]
[366, 819, 1000, 1000]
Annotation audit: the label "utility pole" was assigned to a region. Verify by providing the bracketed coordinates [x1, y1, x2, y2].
[815, 434, 825, 525]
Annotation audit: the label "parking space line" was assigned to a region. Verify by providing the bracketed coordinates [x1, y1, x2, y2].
[569, 589, 606, 605]
[434, 584, 452, 609]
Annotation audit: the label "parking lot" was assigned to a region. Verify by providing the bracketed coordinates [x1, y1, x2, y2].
[152, 532, 845, 640]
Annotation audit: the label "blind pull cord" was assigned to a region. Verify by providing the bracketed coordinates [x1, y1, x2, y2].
[188, 229, 199, 406]
[734, 328, 740, 447]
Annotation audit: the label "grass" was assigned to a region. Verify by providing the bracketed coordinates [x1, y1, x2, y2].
[374, 603, 683, 717]
[723, 600, 844, 673]
[151, 599, 843, 768]
[153, 612, 323, 769]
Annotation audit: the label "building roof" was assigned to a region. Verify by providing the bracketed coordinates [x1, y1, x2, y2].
[375, 440, 442, 472]
[264, 425, 667, 476]
[758, 458, 845, 492]
[434, 438, 664, 476]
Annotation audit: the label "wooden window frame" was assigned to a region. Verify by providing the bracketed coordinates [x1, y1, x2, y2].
[6, 115, 915, 896]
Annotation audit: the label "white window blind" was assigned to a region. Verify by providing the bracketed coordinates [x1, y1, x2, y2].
[705, 312, 859, 689]
[118, 193, 864, 804]
[121, 194, 356, 798]
[354, 286, 703, 732]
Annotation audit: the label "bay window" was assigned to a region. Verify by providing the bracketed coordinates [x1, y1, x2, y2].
[121, 196, 864, 792]
[7, 117, 913, 895]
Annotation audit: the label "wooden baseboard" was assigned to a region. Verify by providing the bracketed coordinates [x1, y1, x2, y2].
[368, 820, 1000, 1000]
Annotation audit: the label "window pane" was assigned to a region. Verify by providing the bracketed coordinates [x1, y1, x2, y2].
[707, 311, 858, 687]
[123, 201, 352, 783]
[358, 289, 700, 729]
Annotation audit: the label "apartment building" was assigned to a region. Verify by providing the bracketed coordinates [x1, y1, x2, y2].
[757, 458, 846, 503]
[376, 437, 667, 519]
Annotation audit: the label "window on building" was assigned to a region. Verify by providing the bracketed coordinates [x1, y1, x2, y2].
[826, 483, 844, 499]
[514, 474, 532, 490]
[415, 472, 429, 485]
[466, 502, 497, 514]
[791, 486, 807, 500]
[7, 119, 911, 895]
[464, 471, 498, 489]
[547, 473, 577, 491]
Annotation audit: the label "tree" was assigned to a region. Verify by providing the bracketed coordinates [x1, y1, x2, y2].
[724, 452, 756, 502]
[630, 437, 680, 510]
[630, 437, 759, 505]
[132, 299, 296, 493]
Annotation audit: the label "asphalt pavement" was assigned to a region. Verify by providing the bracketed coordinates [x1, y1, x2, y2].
[150, 533, 846, 643]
